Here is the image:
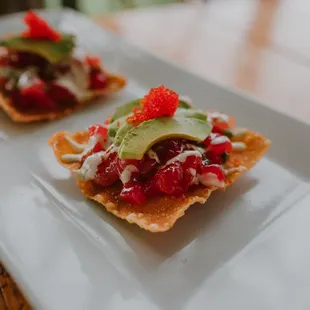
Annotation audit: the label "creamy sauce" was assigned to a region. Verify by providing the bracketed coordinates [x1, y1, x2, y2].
[230, 127, 248, 138]
[17, 68, 38, 89]
[232, 142, 246, 151]
[186, 144, 206, 155]
[224, 166, 246, 176]
[74, 151, 105, 180]
[165, 150, 202, 167]
[74, 144, 119, 181]
[120, 165, 139, 184]
[61, 134, 105, 163]
[207, 111, 229, 124]
[147, 149, 160, 163]
[210, 135, 230, 145]
[199, 172, 225, 188]
[65, 136, 88, 152]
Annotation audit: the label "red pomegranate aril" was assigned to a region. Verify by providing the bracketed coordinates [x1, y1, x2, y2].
[140, 156, 157, 175]
[199, 164, 225, 188]
[94, 152, 118, 187]
[204, 133, 232, 156]
[88, 124, 108, 138]
[155, 162, 184, 196]
[20, 80, 57, 110]
[144, 178, 160, 198]
[117, 159, 140, 176]
[47, 84, 76, 104]
[90, 69, 108, 90]
[120, 183, 146, 205]
[153, 139, 185, 163]
[182, 155, 202, 190]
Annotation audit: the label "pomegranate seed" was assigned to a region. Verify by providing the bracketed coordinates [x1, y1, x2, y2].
[20, 80, 57, 110]
[88, 124, 108, 138]
[90, 69, 108, 90]
[85, 55, 101, 68]
[93, 152, 118, 187]
[117, 159, 140, 175]
[144, 178, 160, 198]
[199, 164, 225, 188]
[140, 156, 157, 175]
[153, 139, 185, 163]
[155, 162, 184, 196]
[120, 183, 146, 205]
[182, 155, 202, 190]
[204, 133, 232, 156]
[22, 11, 61, 41]
[47, 83, 76, 104]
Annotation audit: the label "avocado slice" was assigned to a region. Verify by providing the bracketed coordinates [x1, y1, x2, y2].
[114, 122, 133, 146]
[108, 115, 128, 138]
[175, 108, 207, 121]
[111, 99, 141, 122]
[0, 34, 75, 63]
[179, 100, 192, 109]
[118, 117, 211, 160]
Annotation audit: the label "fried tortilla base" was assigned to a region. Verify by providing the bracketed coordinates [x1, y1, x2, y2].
[0, 73, 126, 123]
[49, 130, 270, 232]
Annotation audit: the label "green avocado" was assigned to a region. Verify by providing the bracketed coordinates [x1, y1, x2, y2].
[110, 99, 141, 122]
[114, 122, 133, 146]
[0, 34, 75, 63]
[179, 100, 192, 109]
[118, 117, 211, 160]
[108, 115, 128, 138]
[175, 108, 207, 121]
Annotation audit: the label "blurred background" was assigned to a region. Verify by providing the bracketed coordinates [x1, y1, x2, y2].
[0, 0, 188, 15]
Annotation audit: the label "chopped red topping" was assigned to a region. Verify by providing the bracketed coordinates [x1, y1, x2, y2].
[104, 116, 112, 125]
[89, 69, 108, 90]
[85, 55, 101, 68]
[88, 124, 108, 138]
[204, 133, 232, 155]
[22, 11, 61, 42]
[127, 85, 179, 125]
[20, 80, 56, 110]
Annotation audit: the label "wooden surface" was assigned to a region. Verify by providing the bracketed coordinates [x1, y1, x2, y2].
[2, 0, 310, 308]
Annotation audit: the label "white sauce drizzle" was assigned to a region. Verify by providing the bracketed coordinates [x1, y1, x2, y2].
[120, 165, 139, 184]
[186, 144, 206, 155]
[199, 172, 225, 188]
[207, 111, 229, 124]
[210, 135, 230, 145]
[65, 136, 88, 152]
[224, 166, 247, 176]
[232, 142, 247, 151]
[61, 134, 99, 163]
[165, 150, 202, 167]
[147, 149, 160, 163]
[230, 127, 248, 138]
[74, 144, 119, 181]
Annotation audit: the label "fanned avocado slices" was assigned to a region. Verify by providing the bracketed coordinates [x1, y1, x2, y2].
[175, 108, 207, 121]
[114, 122, 133, 146]
[179, 100, 192, 109]
[118, 117, 211, 160]
[111, 99, 140, 122]
[0, 34, 75, 63]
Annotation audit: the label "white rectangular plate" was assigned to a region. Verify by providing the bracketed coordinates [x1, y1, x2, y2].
[1, 10, 310, 310]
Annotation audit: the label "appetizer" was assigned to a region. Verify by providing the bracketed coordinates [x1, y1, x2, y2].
[0, 11, 126, 122]
[50, 85, 270, 232]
